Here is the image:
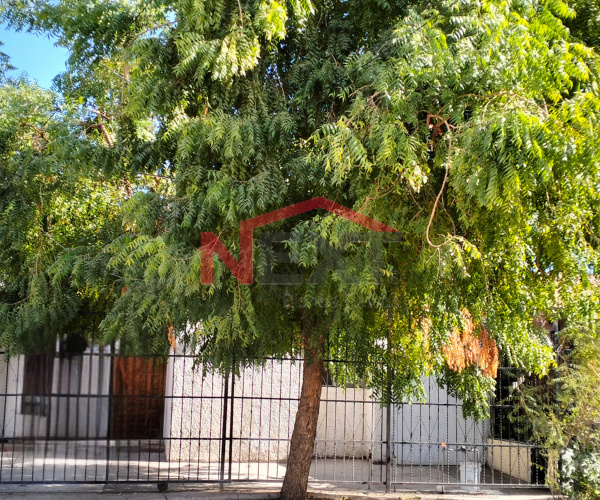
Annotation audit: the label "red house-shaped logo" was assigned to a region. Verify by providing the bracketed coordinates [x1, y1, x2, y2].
[200, 197, 398, 284]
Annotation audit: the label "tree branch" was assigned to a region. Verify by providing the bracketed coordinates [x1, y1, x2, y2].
[426, 135, 452, 249]
[80, 121, 114, 148]
[21, 122, 49, 144]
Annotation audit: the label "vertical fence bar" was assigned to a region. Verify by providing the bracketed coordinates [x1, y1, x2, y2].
[219, 371, 229, 490]
[228, 373, 235, 483]
[385, 372, 391, 493]
[0, 352, 9, 483]
[105, 344, 114, 482]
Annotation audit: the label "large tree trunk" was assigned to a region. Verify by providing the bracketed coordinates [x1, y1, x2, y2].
[280, 327, 324, 500]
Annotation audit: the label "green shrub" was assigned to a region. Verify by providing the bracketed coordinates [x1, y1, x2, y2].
[562, 444, 600, 500]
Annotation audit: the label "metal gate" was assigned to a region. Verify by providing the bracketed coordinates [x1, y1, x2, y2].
[0, 346, 546, 487]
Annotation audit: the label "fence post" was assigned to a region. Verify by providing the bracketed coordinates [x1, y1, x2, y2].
[385, 383, 391, 493]
[219, 371, 230, 491]
[228, 373, 235, 482]
[385, 320, 393, 493]
[105, 343, 114, 483]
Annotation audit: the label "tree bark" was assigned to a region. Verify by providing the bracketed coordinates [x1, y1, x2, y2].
[280, 327, 324, 500]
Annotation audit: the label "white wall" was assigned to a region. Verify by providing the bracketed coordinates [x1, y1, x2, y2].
[314, 378, 489, 466]
[164, 351, 302, 462]
[486, 438, 530, 482]
[315, 386, 380, 460]
[0, 347, 110, 440]
[163, 357, 489, 466]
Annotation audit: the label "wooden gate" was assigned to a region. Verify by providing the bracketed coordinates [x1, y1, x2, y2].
[109, 357, 167, 440]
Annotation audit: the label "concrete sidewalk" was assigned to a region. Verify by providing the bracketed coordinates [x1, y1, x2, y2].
[0, 482, 553, 500]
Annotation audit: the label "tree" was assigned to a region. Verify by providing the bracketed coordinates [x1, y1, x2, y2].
[2, 0, 600, 498]
[0, 41, 13, 80]
[0, 76, 126, 355]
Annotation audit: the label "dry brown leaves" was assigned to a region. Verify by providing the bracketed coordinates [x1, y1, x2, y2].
[443, 310, 499, 378]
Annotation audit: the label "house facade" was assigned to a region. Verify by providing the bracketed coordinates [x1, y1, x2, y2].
[1, 342, 489, 469]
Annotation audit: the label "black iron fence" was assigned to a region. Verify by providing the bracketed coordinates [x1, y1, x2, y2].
[0, 346, 546, 488]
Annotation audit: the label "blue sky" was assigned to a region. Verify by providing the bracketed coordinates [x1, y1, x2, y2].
[0, 24, 68, 88]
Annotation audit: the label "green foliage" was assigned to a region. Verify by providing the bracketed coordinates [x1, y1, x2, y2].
[564, 0, 600, 48]
[0, 41, 13, 81]
[562, 444, 600, 500]
[513, 325, 600, 498]
[1, 0, 600, 419]
[0, 79, 124, 354]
